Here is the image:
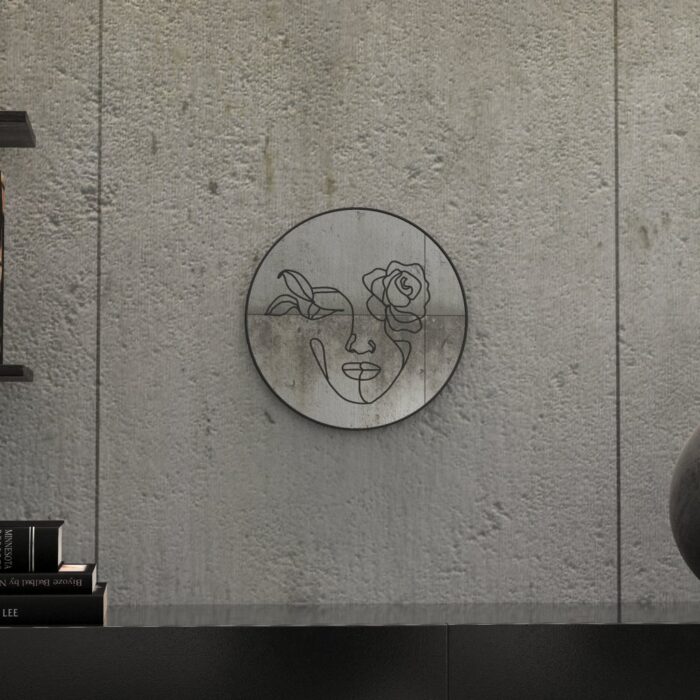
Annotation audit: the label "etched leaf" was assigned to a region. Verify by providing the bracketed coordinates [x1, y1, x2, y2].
[279, 269, 314, 301]
[265, 294, 300, 316]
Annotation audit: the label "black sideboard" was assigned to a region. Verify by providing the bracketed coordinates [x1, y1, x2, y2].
[2, 604, 700, 699]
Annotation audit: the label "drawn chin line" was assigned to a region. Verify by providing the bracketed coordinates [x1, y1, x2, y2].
[310, 338, 371, 405]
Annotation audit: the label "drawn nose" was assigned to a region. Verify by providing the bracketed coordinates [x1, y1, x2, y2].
[345, 333, 376, 355]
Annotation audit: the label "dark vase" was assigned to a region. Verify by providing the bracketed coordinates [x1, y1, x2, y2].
[670, 424, 700, 579]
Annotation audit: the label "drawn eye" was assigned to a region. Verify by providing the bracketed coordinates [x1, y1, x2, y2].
[306, 303, 341, 321]
[307, 289, 348, 320]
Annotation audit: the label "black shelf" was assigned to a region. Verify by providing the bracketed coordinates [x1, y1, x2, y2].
[0, 110, 35, 381]
[0, 112, 36, 148]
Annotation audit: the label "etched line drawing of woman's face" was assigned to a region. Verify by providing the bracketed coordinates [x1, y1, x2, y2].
[265, 261, 430, 405]
[246, 209, 467, 429]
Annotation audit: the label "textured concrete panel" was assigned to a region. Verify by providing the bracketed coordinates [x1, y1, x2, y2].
[0, 1, 98, 562]
[619, 1, 700, 602]
[100, 0, 616, 604]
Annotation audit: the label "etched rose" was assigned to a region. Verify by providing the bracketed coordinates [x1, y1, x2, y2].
[362, 261, 430, 334]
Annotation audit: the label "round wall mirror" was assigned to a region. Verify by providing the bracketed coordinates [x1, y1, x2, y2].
[246, 208, 467, 429]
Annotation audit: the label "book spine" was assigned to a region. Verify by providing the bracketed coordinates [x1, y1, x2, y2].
[0, 525, 61, 573]
[0, 526, 30, 572]
[0, 584, 106, 626]
[0, 571, 93, 594]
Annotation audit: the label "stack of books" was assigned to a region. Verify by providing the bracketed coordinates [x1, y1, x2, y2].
[0, 520, 107, 625]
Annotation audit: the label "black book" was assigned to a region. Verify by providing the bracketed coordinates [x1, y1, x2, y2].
[0, 563, 96, 594]
[0, 521, 63, 573]
[0, 583, 107, 626]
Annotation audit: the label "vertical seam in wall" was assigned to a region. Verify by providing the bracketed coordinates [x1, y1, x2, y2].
[95, 0, 104, 569]
[613, 0, 622, 623]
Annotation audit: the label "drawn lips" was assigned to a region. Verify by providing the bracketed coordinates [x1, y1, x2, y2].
[342, 362, 381, 381]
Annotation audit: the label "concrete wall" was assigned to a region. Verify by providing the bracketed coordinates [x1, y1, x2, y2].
[0, 0, 695, 606]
